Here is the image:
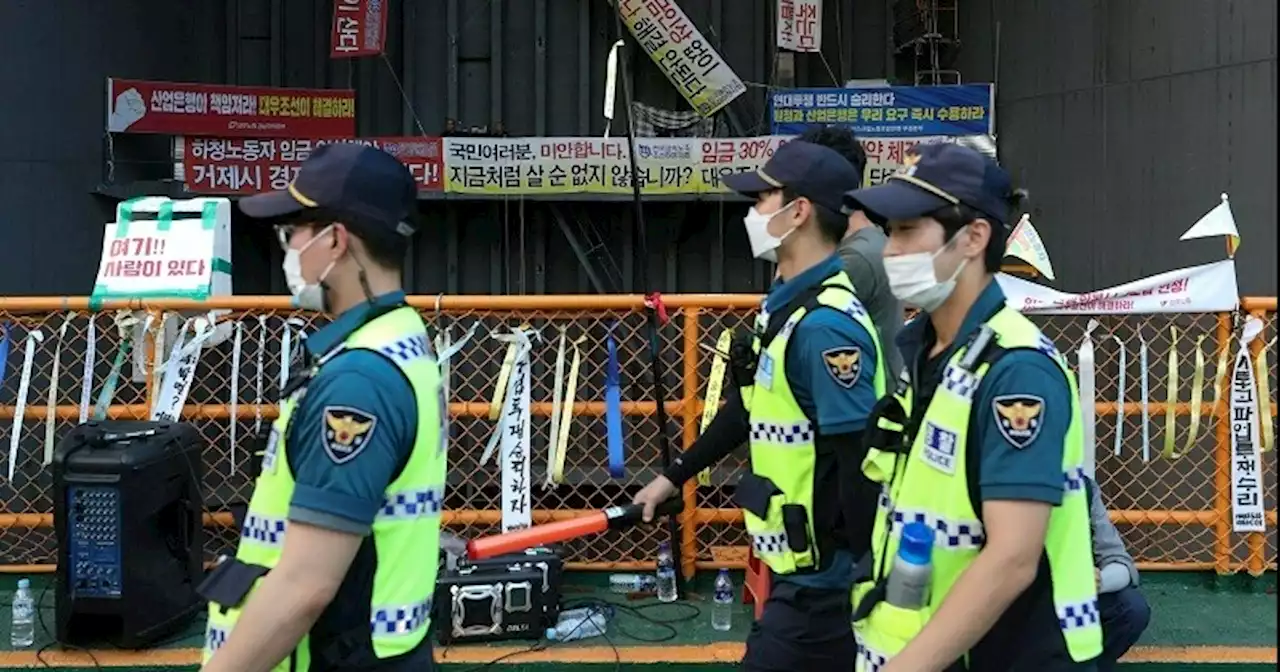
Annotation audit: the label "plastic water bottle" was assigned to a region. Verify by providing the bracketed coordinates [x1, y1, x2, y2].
[10, 578, 35, 648]
[885, 521, 936, 609]
[608, 573, 657, 593]
[655, 542, 678, 603]
[546, 607, 609, 642]
[711, 569, 734, 631]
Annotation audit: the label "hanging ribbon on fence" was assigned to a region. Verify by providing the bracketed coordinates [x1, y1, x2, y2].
[253, 315, 267, 434]
[1229, 317, 1266, 532]
[279, 318, 294, 390]
[435, 320, 479, 461]
[8, 328, 44, 481]
[1139, 337, 1150, 463]
[131, 313, 154, 384]
[78, 317, 97, 423]
[478, 327, 536, 531]
[604, 322, 625, 479]
[1077, 320, 1099, 478]
[151, 314, 217, 423]
[0, 323, 10, 392]
[43, 315, 73, 466]
[1111, 335, 1126, 457]
[150, 313, 169, 403]
[1210, 324, 1235, 454]
[697, 328, 733, 487]
[1161, 327, 1181, 459]
[228, 321, 245, 471]
[93, 312, 141, 421]
[551, 334, 586, 486]
[546, 327, 568, 488]
[486, 327, 524, 424]
[1180, 333, 1207, 457]
[1257, 337, 1275, 452]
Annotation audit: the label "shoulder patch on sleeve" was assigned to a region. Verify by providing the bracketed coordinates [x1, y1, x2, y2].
[821, 346, 862, 389]
[322, 406, 379, 464]
[991, 394, 1045, 449]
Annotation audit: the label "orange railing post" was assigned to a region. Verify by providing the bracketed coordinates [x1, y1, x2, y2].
[680, 307, 701, 580]
[1213, 311, 1233, 574]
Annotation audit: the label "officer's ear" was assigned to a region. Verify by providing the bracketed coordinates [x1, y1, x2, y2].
[960, 218, 992, 260]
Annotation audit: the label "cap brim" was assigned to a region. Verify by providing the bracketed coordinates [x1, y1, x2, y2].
[721, 170, 778, 197]
[238, 189, 308, 219]
[843, 179, 952, 223]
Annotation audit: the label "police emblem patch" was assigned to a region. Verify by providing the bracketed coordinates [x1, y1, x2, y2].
[992, 395, 1045, 449]
[822, 347, 862, 389]
[322, 406, 378, 464]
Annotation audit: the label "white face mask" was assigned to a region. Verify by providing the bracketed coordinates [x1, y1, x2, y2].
[742, 202, 797, 263]
[883, 226, 970, 312]
[282, 225, 337, 311]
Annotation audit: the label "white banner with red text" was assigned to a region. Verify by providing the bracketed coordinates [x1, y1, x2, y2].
[997, 260, 1240, 315]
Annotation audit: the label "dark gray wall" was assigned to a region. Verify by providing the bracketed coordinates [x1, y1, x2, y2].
[954, 0, 1276, 295]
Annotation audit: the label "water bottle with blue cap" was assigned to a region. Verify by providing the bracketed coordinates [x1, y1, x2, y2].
[885, 521, 936, 609]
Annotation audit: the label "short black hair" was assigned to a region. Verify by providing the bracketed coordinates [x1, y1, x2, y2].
[288, 208, 406, 270]
[797, 125, 867, 186]
[929, 189, 1028, 273]
[781, 187, 846, 245]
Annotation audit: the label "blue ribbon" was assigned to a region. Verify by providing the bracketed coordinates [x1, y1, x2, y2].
[0, 323, 10, 393]
[605, 323, 625, 479]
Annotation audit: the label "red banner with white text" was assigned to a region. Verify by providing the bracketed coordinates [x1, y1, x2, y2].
[175, 136, 443, 194]
[108, 79, 356, 138]
[331, 0, 389, 58]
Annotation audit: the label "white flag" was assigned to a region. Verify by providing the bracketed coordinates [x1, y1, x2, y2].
[1180, 193, 1239, 257]
[1005, 214, 1056, 280]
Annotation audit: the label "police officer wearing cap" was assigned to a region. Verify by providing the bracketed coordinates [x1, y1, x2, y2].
[845, 143, 1102, 671]
[633, 141, 889, 671]
[201, 144, 444, 672]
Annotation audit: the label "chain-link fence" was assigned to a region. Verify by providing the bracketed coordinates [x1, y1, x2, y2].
[0, 295, 1274, 577]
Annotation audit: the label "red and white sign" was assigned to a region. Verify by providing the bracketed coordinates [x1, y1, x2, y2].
[175, 136, 444, 194]
[997, 260, 1240, 315]
[331, 0, 389, 58]
[777, 0, 822, 53]
[107, 78, 356, 138]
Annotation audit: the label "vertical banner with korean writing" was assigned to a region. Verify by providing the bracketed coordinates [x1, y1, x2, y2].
[1230, 317, 1267, 533]
[617, 0, 746, 117]
[331, 0, 389, 58]
[777, 0, 822, 52]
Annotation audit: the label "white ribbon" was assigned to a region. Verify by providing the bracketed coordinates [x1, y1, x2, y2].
[78, 318, 97, 424]
[279, 319, 293, 390]
[1139, 337, 1150, 463]
[1111, 335, 1126, 457]
[43, 316, 73, 466]
[546, 327, 568, 489]
[9, 329, 44, 481]
[1229, 317, 1266, 532]
[434, 321, 478, 460]
[253, 315, 267, 434]
[151, 314, 217, 422]
[482, 328, 537, 532]
[229, 321, 245, 471]
[1078, 320, 1099, 479]
[131, 312, 155, 383]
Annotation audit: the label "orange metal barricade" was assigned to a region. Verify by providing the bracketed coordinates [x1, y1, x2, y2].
[0, 295, 1274, 578]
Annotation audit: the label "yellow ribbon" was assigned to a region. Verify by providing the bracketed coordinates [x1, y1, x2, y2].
[546, 327, 568, 488]
[1180, 334, 1206, 458]
[1210, 329, 1234, 451]
[488, 326, 524, 422]
[1257, 337, 1275, 452]
[697, 328, 733, 486]
[551, 335, 586, 484]
[1162, 326, 1180, 459]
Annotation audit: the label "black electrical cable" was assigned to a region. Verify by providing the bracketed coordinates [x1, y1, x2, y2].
[35, 581, 102, 671]
[607, 0, 686, 600]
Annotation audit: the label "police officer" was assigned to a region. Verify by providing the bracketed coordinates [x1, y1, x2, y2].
[844, 143, 1102, 671]
[633, 140, 888, 671]
[201, 144, 444, 672]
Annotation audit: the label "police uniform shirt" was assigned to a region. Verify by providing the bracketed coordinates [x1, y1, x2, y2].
[764, 254, 880, 589]
[283, 290, 433, 667]
[897, 280, 1074, 656]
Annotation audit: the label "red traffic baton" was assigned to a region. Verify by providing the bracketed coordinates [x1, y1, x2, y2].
[466, 497, 684, 561]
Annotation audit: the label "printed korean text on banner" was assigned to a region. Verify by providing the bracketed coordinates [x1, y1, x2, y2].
[1230, 317, 1266, 533]
[107, 78, 355, 138]
[996, 260, 1239, 315]
[176, 136, 444, 194]
[442, 136, 790, 195]
[617, 0, 746, 116]
[91, 197, 233, 303]
[859, 136, 993, 186]
[770, 85, 994, 137]
[777, 0, 822, 52]
[330, 0, 389, 58]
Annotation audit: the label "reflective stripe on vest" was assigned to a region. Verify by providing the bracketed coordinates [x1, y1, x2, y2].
[203, 306, 445, 669]
[741, 271, 887, 575]
[853, 306, 1102, 669]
